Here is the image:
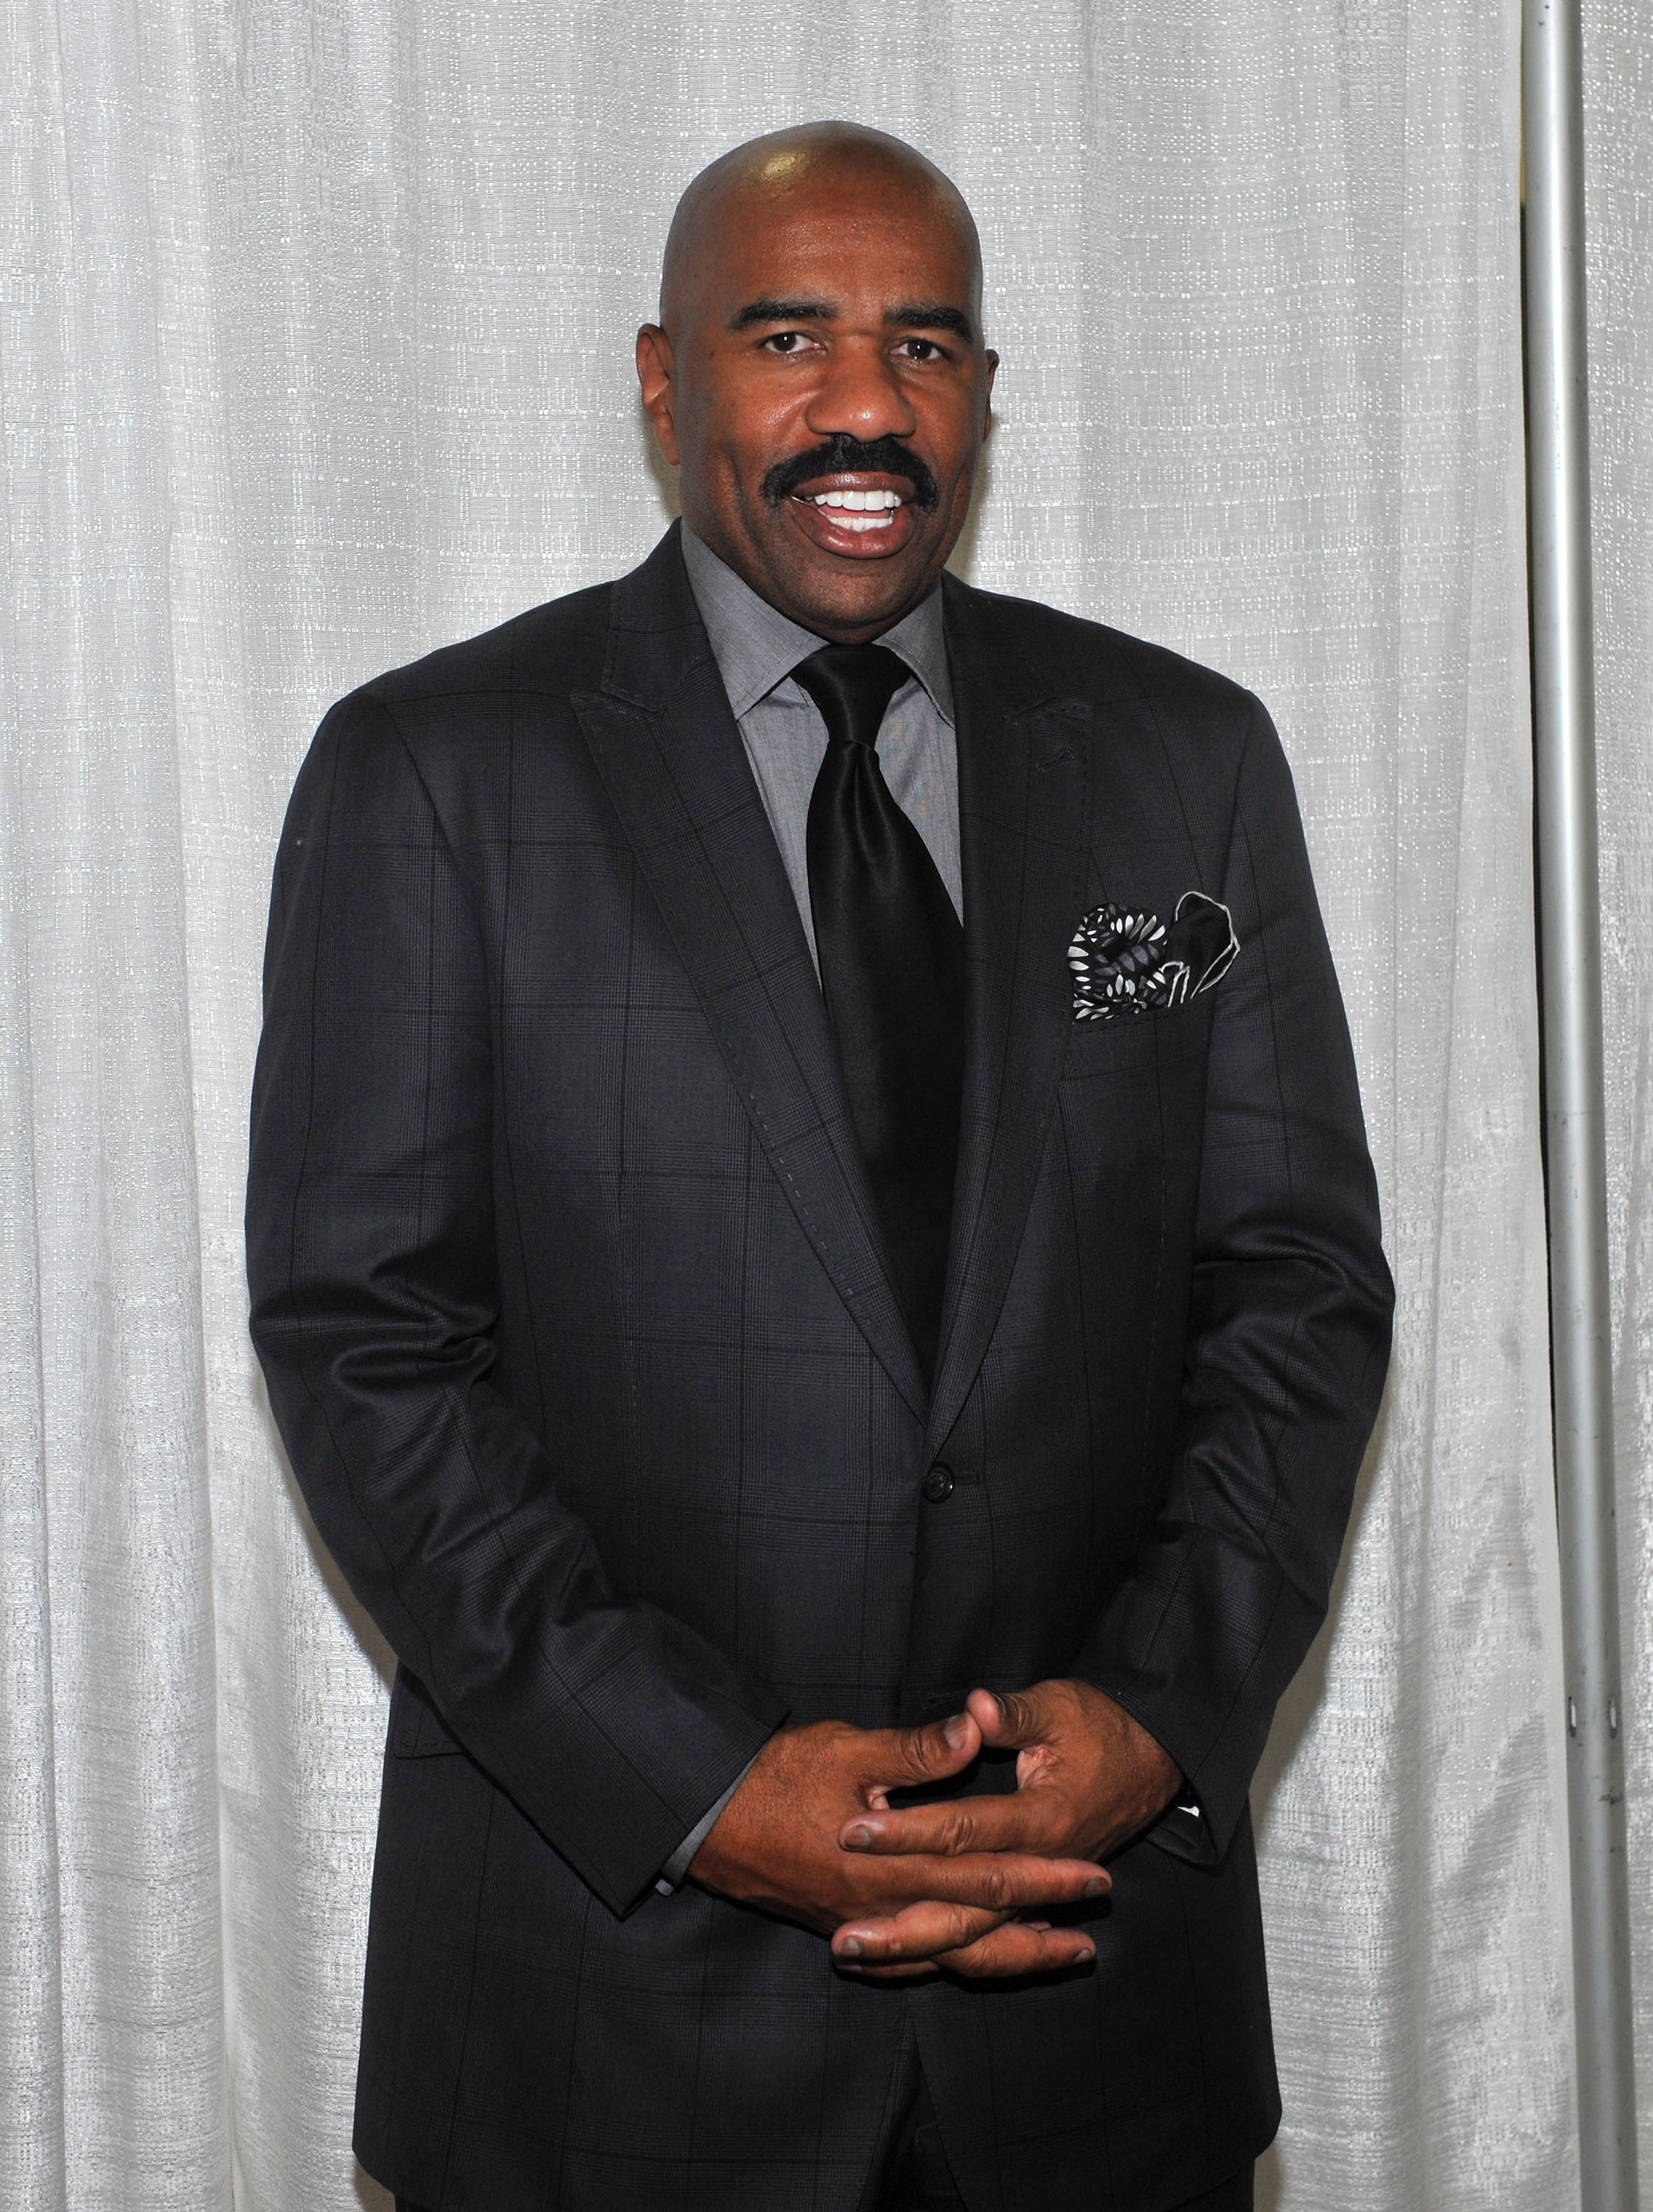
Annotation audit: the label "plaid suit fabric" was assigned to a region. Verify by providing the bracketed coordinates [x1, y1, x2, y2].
[246, 526, 1392, 2212]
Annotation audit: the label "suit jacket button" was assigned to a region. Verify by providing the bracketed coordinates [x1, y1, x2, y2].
[922, 1464, 956, 1503]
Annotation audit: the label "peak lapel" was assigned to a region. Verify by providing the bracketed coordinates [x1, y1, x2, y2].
[926, 576, 1092, 1458]
[571, 529, 929, 1420]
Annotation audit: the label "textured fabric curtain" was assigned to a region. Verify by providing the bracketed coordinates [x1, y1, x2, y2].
[0, 2, 1591, 2207]
[1584, 0, 1653, 2186]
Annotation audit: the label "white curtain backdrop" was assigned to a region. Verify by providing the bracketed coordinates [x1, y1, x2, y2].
[1584, 0, 1653, 2186]
[1, 1, 1603, 2206]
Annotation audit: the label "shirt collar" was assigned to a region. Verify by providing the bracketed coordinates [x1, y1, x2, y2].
[681, 523, 954, 727]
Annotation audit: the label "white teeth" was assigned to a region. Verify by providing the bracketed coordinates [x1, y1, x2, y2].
[810, 488, 902, 511]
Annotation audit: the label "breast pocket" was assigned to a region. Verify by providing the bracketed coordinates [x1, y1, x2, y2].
[1062, 997, 1215, 1085]
[1054, 1000, 1214, 1258]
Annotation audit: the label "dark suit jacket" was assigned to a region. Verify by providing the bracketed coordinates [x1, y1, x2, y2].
[246, 524, 1393, 2212]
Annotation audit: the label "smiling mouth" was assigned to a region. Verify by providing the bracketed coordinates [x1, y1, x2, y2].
[793, 487, 906, 535]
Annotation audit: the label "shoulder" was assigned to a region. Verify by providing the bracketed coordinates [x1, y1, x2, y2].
[358, 576, 616, 719]
[295, 574, 619, 804]
[943, 574, 1262, 735]
[284, 576, 620, 836]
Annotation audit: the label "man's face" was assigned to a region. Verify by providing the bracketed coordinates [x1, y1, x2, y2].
[638, 163, 996, 641]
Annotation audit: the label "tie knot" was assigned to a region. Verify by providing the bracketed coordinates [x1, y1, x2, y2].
[793, 644, 909, 751]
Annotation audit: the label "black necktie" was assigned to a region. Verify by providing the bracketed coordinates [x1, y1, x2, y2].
[795, 644, 967, 1382]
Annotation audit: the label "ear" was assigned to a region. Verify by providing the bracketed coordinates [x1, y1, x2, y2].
[981, 349, 999, 442]
[636, 324, 681, 467]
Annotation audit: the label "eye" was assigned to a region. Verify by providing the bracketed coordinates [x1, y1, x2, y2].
[759, 330, 817, 355]
[896, 337, 949, 362]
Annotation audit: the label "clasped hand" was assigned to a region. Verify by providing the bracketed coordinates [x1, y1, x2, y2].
[688, 1680, 1180, 1980]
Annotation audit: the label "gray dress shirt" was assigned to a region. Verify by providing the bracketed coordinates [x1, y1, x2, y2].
[653, 527, 963, 1891]
[679, 523, 962, 959]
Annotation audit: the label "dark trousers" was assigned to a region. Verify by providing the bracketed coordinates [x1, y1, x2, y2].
[397, 2157, 1251, 2212]
[397, 2070, 1253, 2212]
[397, 2171, 1249, 2212]
[852, 2025, 1255, 2212]
[398, 2179, 1250, 2212]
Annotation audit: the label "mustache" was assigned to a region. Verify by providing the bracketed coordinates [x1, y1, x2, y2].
[760, 435, 940, 512]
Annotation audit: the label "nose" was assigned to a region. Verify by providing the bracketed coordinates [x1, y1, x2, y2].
[803, 338, 916, 444]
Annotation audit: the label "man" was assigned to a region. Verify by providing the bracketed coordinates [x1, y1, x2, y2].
[247, 122, 1393, 2212]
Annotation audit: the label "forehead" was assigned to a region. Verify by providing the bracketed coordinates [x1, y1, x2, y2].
[698, 170, 976, 308]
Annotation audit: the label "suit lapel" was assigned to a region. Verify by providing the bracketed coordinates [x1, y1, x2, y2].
[571, 529, 930, 1420]
[925, 574, 1093, 1458]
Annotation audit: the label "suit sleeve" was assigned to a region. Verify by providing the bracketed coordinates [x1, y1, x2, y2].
[246, 691, 788, 1916]
[1069, 695, 1394, 1861]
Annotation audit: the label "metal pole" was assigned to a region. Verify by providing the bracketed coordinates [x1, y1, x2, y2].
[1522, 1, 1639, 2205]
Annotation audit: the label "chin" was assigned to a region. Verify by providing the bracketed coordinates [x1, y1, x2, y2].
[779, 554, 935, 630]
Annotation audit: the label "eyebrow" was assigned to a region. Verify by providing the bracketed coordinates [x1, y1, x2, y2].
[730, 297, 834, 330]
[729, 296, 975, 342]
[889, 302, 975, 341]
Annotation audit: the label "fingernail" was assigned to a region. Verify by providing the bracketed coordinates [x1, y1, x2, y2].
[1084, 1877, 1108, 1897]
[838, 1936, 862, 1958]
[944, 1712, 970, 1748]
[843, 1823, 873, 1848]
[1077, 1945, 1096, 1964]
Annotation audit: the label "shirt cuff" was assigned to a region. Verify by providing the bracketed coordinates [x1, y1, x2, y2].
[654, 1751, 762, 1894]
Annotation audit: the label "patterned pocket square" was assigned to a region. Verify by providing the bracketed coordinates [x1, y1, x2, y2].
[1068, 891, 1239, 1022]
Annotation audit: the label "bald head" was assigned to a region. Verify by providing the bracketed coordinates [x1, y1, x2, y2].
[636, 122, 996, 641]
[660, 123, 982, 335]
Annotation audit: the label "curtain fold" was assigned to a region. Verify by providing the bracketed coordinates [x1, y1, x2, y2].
[1, 3, 1591, 2206]
[3, 2, 230, 2208]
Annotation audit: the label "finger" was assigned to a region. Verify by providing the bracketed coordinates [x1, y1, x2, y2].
[933, 1920, 1098, 1980]
[835, 1851, 1107, 1962]
[841, 1960, 942, 1982]
[832, 1900, 1005, 1969]
[967, 1685, 1045, 1749]
[860, 1849, 1108, 1916]
[860, 1709, 981, 1796]
[840, 1793, 1062, 1860]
